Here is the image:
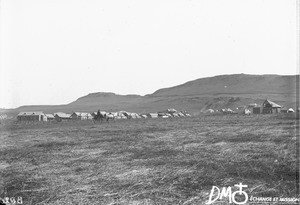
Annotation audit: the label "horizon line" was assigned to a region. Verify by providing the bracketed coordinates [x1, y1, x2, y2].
[1, 73, 299, 110]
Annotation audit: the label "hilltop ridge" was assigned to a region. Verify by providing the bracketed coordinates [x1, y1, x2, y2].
[150, 74, 297, 96]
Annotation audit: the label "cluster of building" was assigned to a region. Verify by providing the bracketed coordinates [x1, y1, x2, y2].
[16, 109, 191, 122]
[204, 99, 298, 115]
[17, 112, 72, 122]
[14, 99, 299, 122]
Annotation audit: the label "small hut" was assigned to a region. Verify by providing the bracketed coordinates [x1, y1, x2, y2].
[71, 112, 82, 120]
[54, 112, 71, 122]
[252, 106, 261, 114]
[261, 99, 282, 114]
[17, 112, 47, 122]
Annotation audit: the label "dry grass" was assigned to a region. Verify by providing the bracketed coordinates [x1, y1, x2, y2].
[0, 114, 298, 204]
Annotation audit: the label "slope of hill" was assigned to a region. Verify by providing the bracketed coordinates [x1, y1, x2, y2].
[150, 74, 297, 96]
[6, 74, 298, 114]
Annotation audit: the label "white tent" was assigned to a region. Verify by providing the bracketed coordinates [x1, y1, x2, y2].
[204, 109, 214, 113]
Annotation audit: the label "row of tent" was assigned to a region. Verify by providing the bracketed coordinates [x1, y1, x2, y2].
[0, 114, 14, 121]
[0, 114, 8, 120]
[93, 109, 191, 119]
[16, 109, 191, 122]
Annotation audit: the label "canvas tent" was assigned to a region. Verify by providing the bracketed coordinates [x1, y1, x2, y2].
[45, 114, 55, 121]
[147, 113, 158, 118]
[204, 109, 214, 113]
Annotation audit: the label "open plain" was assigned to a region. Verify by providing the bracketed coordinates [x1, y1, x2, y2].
[0, 114, 298, 204]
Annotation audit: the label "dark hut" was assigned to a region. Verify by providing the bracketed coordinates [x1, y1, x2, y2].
[261, 99, 282, 114]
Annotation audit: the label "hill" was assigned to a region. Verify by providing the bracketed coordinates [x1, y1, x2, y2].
[151, 74, 297, 96]
[5, 74, 299, 115]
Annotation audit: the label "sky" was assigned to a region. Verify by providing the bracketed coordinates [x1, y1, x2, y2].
[0, 0, 298, 108]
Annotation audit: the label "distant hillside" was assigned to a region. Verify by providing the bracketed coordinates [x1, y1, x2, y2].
[71, 92, 143, 106]
[150, 74, 297, 96]
[0, 108, 14, 114]
[5, 74, 299, 115]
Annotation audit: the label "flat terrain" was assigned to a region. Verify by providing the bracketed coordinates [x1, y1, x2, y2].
[0, 114, 298, 205]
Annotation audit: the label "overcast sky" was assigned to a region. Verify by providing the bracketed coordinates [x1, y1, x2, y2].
[0, 0, 298, 108]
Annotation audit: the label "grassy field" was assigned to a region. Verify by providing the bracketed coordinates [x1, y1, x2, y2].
[0, 114, 299, 205]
